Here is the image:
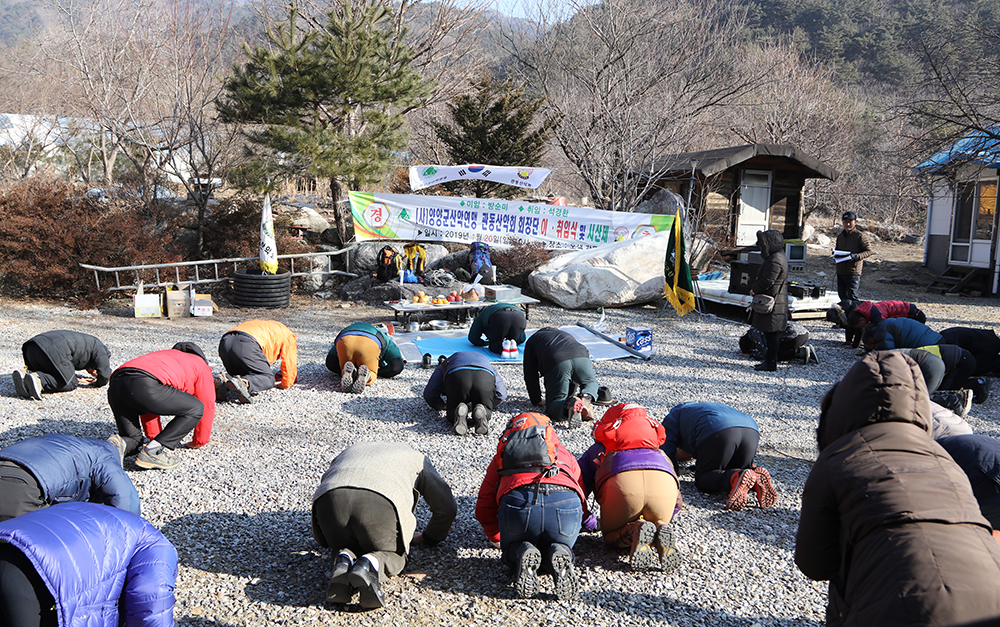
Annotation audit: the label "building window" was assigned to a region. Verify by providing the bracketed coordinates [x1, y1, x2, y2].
[954, 180, 997, 243]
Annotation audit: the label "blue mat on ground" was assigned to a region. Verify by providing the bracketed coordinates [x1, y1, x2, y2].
[397, 326, 635, 365]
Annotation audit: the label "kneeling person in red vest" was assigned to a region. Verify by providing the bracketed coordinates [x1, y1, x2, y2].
[579, 403, 682, 572]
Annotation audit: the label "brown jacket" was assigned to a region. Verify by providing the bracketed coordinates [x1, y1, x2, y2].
[834, 228, 873, 276]
[796, 352, 1000, 627]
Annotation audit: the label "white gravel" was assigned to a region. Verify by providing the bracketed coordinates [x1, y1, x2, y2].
[1, 273, 998, 627]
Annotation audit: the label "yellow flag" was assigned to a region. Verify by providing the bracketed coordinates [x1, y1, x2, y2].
[664, 209, 695, 316]
[259, 193, 278, 274]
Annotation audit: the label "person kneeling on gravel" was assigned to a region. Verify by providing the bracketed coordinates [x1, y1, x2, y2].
[217, 319, 298, 404]
[312, 442, 457, 610]
[326, 322, 404, 394]
[578, 403, 682, 573]
[107, 342, 225, 470]
[475, 412, 593, 600]
[468, 302, 527, 355]
[422, 350, 507, 436]
[12, 330, 112, 401]
[523, 327, 598, 428]
[660, 402, 778, 511]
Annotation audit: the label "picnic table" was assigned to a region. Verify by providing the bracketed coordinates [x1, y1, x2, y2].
[385, 295, 541, 326]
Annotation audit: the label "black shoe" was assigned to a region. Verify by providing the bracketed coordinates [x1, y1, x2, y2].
[327, 554, 354, 604]
[973, 377, 992, 404]
[753, 361, 777, 372]
[438, 355, 447, 367]
[471, 403, 490, 435]
[227, 375, 252, 404]
[422, 353, 433, 369]
[453, 403, 469, 435]
[347, 558, 385, 609]
[513, 542, 541, 599]
[546, 543, 579, 601]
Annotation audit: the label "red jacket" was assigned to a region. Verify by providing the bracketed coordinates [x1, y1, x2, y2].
[116, 350, 216, 448]
[475, 439, 586, 544]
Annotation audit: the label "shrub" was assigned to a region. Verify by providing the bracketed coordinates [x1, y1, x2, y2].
[0, 179, 181, 304]
[491, 241, 552, 288]
[200, 194, 314, 265]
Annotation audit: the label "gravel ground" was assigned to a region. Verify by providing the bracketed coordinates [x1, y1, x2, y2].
[1, 240, 999, 627]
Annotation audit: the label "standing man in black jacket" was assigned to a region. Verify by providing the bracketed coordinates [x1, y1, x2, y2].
[523, 327, 598, 428]
[834, 211, 874, 303]
[12, 330, 112, 400]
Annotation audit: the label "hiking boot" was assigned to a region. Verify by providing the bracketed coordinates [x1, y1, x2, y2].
[227, 375, 252, 404]
[471, 403, 490, 435]
[108, 434, 127, 466]
[23, 372, 42, 400]
[564, 396, 584, 429]
[326, 553, 354, 604]
[513, 542, 541, 599]
[653, 524, 682, 575]
[350, 365, 369, 394]
[580, 394, 594, 422]
[726, 469, 757, 511]
[135, 445, 180, 470]
[547, 543, 579, 601]
[453, 403, 469, 436]
[347, 557, 385, 609]
[752, 466, 778, 509]
[340, 362, 356, 392]
[11, 370, 28, 399]
[972, 377, 992, 404]
[753, 361, 777, 372]
[625, 520, 658, 571]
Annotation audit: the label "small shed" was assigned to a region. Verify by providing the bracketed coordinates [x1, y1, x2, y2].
[645, 143, 839, 247]
[915, 128, 1000, 295]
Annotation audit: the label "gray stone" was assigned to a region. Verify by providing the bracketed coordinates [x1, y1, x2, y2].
[350, 242, 451, 274]
[635, 189, 685, 215]
[287, 207, 330, 234]
[529, 231, 671, 309]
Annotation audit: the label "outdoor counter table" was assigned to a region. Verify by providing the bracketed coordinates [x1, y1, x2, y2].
[385, 295, 540, 325]
[695, 277, 838, 320]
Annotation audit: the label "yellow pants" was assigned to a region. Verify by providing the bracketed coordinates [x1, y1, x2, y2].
[598, 469, 679, 548]
[337, 335, 380, 385]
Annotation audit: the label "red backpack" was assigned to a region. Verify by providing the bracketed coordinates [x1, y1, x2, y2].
[497, 412, 559, 477]
[592, 403, 665, 453]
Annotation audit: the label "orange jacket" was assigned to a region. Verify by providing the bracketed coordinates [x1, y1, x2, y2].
[229, 320, 298, 388]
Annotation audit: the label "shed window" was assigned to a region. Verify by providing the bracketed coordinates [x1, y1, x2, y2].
[954, 180, 997, 242]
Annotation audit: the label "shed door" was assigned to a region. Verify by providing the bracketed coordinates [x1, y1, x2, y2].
[737, 170, 772, 246]
[950, 179, 996, 268]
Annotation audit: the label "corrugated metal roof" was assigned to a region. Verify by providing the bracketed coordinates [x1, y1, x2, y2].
[646, 143, 839, 181]
[916, 127, 1000, 173]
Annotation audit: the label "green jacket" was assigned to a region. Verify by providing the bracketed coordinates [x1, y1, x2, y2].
[467, 303, 526, 347]
[329, 322, 402, 377]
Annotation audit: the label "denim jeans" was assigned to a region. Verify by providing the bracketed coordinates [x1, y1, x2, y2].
[498, 487, 582, 568]
[837, 274, 861, 302]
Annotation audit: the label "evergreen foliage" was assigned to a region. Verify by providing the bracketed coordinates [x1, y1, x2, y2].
[431, 72, 555, 199]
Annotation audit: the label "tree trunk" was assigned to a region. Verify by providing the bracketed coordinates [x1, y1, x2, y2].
[329, 177, 347, 245]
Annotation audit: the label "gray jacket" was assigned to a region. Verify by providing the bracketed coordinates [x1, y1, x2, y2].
[311, 442, 457, 551]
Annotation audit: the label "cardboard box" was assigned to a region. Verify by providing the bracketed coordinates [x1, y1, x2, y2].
[134, 283, 162, 318]
[163, 289, 191, 318]
[190, 295, 214, 317]
[626, 326, 653, 353]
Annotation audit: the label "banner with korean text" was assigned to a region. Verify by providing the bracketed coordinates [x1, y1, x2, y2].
[349, 191, 673, 249]
[408, 164, 551, 191]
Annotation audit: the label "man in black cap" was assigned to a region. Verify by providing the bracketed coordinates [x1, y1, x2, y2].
[834, 211, 874, 306]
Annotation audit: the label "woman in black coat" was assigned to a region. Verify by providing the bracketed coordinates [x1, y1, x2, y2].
[749, 230, 788, 372]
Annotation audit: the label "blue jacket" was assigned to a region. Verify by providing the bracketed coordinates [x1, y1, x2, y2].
[423, 351, 507, 411]
[0, 434, 140, 516]
[0, 502, 177, 627]
[872, 318, 942, 350]
[660, 402, 758, 464]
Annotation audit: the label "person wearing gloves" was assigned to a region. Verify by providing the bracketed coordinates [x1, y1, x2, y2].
[422, 351, 507, 436]
[467, 303, 527, 355]
[107, 342, 223, 471]
[833, 210, 874, 302]
[660, 402, 778, 511]
[522, 327, 598, 428]
[748, 229, 788, 372]
[218, 319, 297, 404]
[326, 322, 404, 394]
[796, 351, 1000, 627]
[0, 501, 177, 627]
[578, 403, 682, 573]
[863, 317, 942, 351]
[312, 442, 456, 609]
[0, 434, 140, 522]
[12, 330, 112, 400]
[475, 412, 592, 601]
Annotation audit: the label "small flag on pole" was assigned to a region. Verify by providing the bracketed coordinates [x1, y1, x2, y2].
[664, 209, 695, 316]
[259, 193, 278, 275]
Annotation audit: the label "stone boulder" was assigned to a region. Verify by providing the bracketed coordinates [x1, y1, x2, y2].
[338, 274, 465, 304]
[635, 188, 685, 215]
[529, 232, 670, 309]
[349, 241, 450, 275]
[287, 207, 330, 234]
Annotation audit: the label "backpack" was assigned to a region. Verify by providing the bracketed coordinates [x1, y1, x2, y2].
[592, 403, 665, 454]
[468, 241, 493, 278]
[404, 243, 427, 275]
[497, 412, 559, 477]
[374, 245, 403, 282]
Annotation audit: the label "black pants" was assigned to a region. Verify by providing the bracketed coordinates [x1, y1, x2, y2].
[444, 369, 495, 421]
[941, 350, 977, 391]
[108, 370, 203, 455]
[694, 427, 760, 494]
[763, 331, 781, 365]
[219, 332, 275, 394]
[22, 342, 74, 394]
[0, 543, 57, 627]
[0, 462, 45, 523]
[313, 488, 406, 582]
[486, 309, 527, 355]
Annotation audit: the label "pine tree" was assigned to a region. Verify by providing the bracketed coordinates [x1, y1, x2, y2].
[217, 2, 433, 242]
[432, 72, 555, 199]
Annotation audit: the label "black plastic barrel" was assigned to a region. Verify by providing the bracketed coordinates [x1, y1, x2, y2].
[232, 268, 291, 308]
